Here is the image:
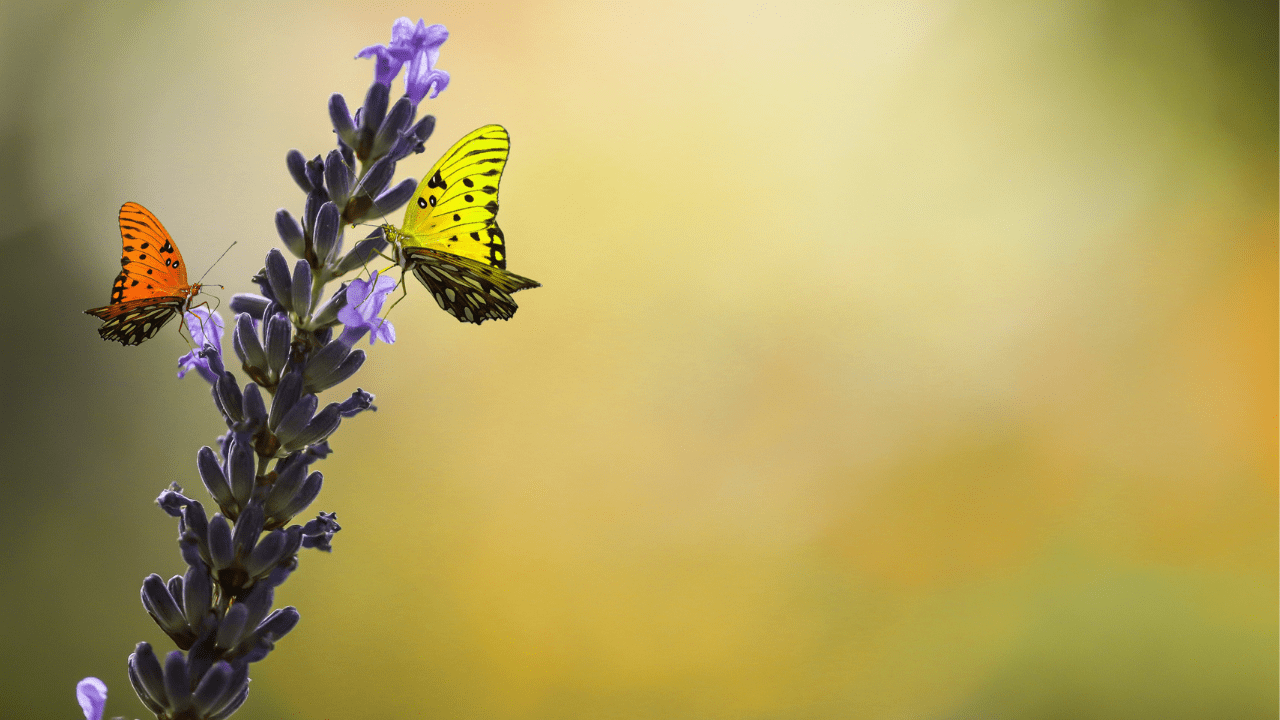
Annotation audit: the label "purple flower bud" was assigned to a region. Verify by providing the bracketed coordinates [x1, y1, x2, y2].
[281, 525, 304, 558]
[183, 561, 212, 627]
[229, 293, 271, 319]
[198, 447, 234, 509]
[285, 149, 311, 193]
[264, 313, 292, 378]
[191, 661, 234, 717]
[269, 372, 304, 430]
[210, 676, 249, 718]
[180, 501, 210, 558]
[163, 650, 193, 713]
[386, 113, 437, 161]
[412, 113, 436, 143]
[303, 188, 328, 240]
[156, 484, 194, 517]
[310, 283, 348, 328]
[274, 394, 318, 446]
[265, 559, 297, 589]
[291, 260, 313, 317]
[323, 153, 353, 210]
[216, 603, 249, 651]
[278, 472, 323, 521]
[227, 436, 255, 507]
[245, 529, 290, 578]
[303, 441, 331, 463]
[304, 154, 325, 188]
[128, 642, 168, 713]
[285, 403, 341, 451]
[310, 349, 366, 394]
[242, 383, 268, 430]
[275, 209, 306, 259]
[238, 582, 276, 635]
[233, 314, 267, 372]
[75, 677, 107, 720]
[334, 229, 390, 275]
[215, 373, 244, 423]
[257, 607, 301, 643]
[203, 346, 226, 378]
[314, 201, 342, 265]
[141, 574, 188, 641]
[364, 177, 418, 220]
[338, 388, 376, 417]
[232, 504, 264, 561]
[373, 96, 414, 158]
[302, 339, 353, 387]
[329, 93, 358, 148]
[301, 511, 341, 551]
[207, 514, 234, 571]
[167, 574, 184, 610]
[264, 250, 293, 312]
[361, 155, 396, 204]
[357, 80, 390, 135]
[264, 459, 308, 519]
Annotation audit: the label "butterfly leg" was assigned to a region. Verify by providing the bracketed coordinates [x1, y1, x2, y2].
[181, 299, 218, 350]
[378, 266, 412, 326]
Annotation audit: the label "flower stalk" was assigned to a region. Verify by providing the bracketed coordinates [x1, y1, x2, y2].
[103, 17, 453, 720]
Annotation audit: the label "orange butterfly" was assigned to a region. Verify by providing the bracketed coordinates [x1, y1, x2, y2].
[85, 202, 203, 346]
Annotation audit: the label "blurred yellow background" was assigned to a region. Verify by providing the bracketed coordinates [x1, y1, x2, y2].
[0, 1, 1274, 718]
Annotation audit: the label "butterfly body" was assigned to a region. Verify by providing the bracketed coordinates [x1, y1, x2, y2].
[85, 202, 201, 346]
[380, 124, 540, 324]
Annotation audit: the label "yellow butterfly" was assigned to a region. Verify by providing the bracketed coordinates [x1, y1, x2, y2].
[380, 124, 540, 324]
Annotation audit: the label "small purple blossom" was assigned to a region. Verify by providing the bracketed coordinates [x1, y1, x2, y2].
[338, 270, 397, 345]
[178, 307, 226, 383]
[76, 677, 106, 720]
[356, 18, 450, 104]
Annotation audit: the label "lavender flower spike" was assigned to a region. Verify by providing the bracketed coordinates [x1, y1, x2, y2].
[356, 18, 450, 104]
[337, 270, 397, 346]
[76, 677, 107, 720]
[178, 307, 226, 383]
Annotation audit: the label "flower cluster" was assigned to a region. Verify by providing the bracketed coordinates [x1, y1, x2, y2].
[97, 18, 451, 720]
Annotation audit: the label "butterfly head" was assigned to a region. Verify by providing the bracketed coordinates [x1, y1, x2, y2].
[380, 223, 412, 266]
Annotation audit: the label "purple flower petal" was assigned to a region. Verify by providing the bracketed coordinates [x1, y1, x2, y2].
[178, 308, 226, 383]
[357, 18, 449, 104]
[76, 677, 107, 720]
[337, 271, 397, 345]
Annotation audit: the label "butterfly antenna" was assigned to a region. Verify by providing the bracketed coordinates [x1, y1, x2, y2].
[198, 242, 237, 284]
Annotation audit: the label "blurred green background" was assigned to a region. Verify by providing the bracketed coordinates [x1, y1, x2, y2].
[0, 1, 1274, 718]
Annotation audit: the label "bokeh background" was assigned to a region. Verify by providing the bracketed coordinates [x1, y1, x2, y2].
[0, 1, 1274, 718]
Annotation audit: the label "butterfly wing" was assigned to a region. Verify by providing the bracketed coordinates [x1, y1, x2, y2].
[111, 202, 192, 300]
[85, 202, 196, 345]
[389, 124, 540, 324]
[404, 246, 541, 323]
[85, 296, 188, 345]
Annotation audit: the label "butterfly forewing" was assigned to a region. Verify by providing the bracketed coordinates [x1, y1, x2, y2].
[85, 202, 200, 346]
[401, 125, 512, 268]
[115, 202, 192, 300]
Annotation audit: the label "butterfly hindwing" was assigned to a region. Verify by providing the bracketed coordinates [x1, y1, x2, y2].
[85, 202, 200, 346]
[382, 125, 539, 324]
[87, 297, 186, 346]
[404, 247, 541, 323]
